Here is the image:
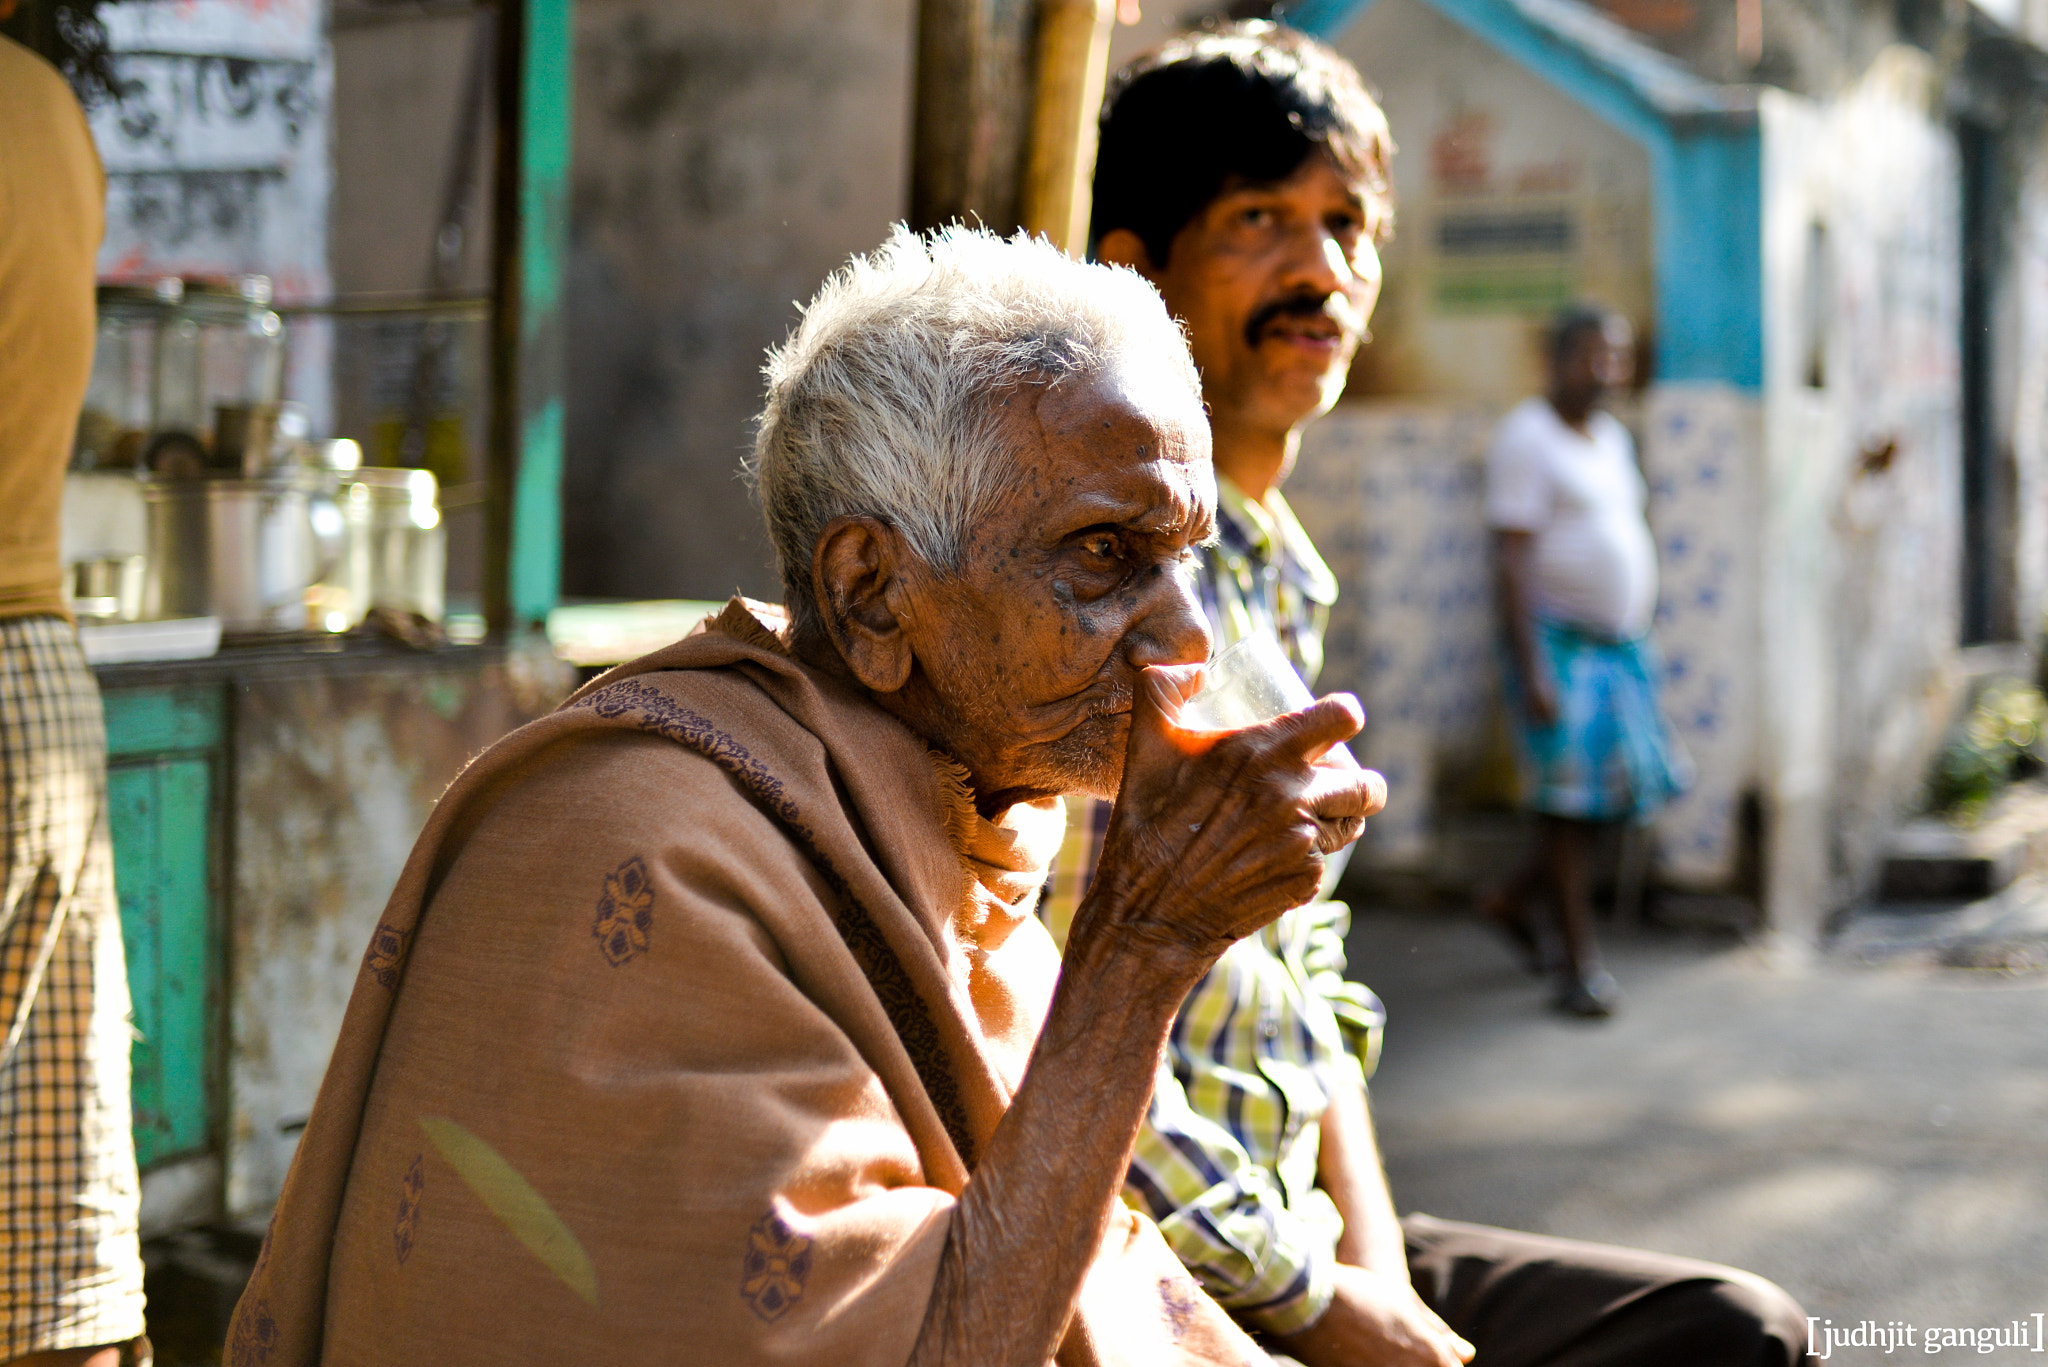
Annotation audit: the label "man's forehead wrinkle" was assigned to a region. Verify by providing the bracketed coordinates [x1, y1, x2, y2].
[1058, 450, 1201, 509]
[1084, 466, 1210, 543]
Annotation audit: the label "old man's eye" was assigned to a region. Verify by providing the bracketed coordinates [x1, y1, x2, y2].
[1081, 534, 1122, 563]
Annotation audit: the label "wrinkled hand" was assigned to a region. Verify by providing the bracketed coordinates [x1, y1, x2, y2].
[1281, 1264, 1475, 1367]
[1071, 664, 1386, 972]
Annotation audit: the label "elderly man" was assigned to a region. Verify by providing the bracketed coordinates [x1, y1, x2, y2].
[225, 227, 1384, 1364]
[1047, 22, 1812, 1367]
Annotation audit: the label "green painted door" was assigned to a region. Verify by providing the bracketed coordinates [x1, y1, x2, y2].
[102, 682, 223, 1172]
[108, 756, 213, 1168]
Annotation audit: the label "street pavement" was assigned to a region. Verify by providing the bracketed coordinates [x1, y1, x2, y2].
[1347, 907, 2048, 1365]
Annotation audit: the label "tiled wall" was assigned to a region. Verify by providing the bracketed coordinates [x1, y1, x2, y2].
[1292, 385, 1762, 888]
[1291, 404, 1498, 868]
[1639, 385, 1762, 886]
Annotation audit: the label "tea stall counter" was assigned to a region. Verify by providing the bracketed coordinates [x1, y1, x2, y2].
[94, 635, 558, 1232]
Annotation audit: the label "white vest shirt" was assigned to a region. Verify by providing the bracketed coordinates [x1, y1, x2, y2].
[1484, 397, 1658, 640]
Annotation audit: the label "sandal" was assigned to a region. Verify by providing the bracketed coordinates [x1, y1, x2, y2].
[1553, 968, 1621, 1019]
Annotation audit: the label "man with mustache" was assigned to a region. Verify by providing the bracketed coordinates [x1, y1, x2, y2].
[1048, 22, 1814, 1367]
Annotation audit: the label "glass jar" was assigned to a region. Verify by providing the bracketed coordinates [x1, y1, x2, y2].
[310, 467, 446, 632]
[74, 276, 288, 472]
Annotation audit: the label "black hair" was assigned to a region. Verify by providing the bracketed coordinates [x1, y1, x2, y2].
[1549, 303, 1621, 366]
[1090, 20, 1394, 268]
[2, 0, 123, 105]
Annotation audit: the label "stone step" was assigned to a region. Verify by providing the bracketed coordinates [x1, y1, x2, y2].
[1832, 873, 2048, 972]
[1880, 781, 2048, 901]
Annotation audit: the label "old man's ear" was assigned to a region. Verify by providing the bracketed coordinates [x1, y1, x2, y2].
[811, 515, 916, 694]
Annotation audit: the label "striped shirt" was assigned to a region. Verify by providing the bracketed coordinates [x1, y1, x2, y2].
[1039, 476, 1383, 1336]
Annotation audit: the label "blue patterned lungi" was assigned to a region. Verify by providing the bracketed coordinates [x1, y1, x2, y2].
[1505, 619, 1691, 823]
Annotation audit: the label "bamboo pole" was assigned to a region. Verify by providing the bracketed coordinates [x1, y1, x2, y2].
[910, 0, 1116, 250]
[1019, 0, 1117, 255]
[909, 0, 1037, 233]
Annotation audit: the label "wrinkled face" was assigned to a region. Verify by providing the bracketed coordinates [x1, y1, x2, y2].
[1146, 151, 1388, 439]
[903, 365, 1215, 805]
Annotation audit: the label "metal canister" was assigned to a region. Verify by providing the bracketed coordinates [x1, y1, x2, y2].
[142, 472, 343, 632]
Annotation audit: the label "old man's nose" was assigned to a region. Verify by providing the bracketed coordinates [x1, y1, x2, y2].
[1126, 567, 1211, 669]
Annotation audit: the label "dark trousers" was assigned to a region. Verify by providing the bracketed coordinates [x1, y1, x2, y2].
[1400, 1214, 1815, 1367]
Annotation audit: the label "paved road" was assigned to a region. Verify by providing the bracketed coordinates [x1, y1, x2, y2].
[1347, 908, 2048, 1365]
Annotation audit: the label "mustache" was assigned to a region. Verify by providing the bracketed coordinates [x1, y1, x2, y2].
[1244, 292, 1362, 349]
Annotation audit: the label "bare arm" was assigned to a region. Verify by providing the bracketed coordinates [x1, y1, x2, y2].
[1277, 1081, 1474, 1367]
[910, 667, 1383, 1367]
[1492, 528, 1557, 727]
[1319, 1078, 1406, 1274]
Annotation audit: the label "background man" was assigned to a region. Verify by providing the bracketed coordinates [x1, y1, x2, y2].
[1482, 306, 1690, 1019]
[0, 21, 150, 1367]
[1055, 23, 1807, 1367]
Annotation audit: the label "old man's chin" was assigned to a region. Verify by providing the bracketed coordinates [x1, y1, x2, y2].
[1034, 724, 1133, 803]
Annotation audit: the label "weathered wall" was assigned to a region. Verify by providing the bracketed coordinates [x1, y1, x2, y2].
[328, 11, 493, 300]
[1760, 53, 1964, 920]
[93, 0, 335, 427]
[224, 652, 561, 1218]
[2007, 119, 2048, 645]
[556, 0, 1184, 602]
[1334, 0, 1657, 404]
[562, 0, 914, 603]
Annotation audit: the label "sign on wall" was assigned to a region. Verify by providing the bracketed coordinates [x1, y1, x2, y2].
[92, 0, 333, 425]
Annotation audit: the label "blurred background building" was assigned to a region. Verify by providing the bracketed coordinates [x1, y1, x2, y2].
[547, 0, 2048, 947]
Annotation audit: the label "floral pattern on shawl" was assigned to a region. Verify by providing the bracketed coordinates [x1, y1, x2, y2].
[592, 856, 655, 966]
[740, 1211, 814, 1322]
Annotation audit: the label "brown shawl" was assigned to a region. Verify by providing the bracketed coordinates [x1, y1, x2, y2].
[225, 601, 1266, 1366]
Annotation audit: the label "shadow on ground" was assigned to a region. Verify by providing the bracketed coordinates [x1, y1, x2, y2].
[1348, 905, 2048, 1364]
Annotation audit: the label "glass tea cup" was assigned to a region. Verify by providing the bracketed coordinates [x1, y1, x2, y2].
[1177, 634, 1314, 731]
[1176, 634, 1363, 770]
[1175, 634, 1367, 853]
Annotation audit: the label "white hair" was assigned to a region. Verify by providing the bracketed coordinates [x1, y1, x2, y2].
[749, 224, 1200, 639]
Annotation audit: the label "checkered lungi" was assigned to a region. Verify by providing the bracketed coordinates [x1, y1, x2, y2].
[0, 615, 146, 1356]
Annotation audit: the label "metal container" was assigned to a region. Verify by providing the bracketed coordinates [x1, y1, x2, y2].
[66, 554, 146, 623]
[142, 474, 343, 632]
